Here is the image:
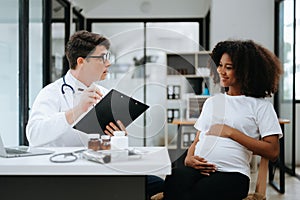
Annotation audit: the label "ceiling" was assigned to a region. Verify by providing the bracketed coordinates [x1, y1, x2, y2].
[71, 0, 211, 19]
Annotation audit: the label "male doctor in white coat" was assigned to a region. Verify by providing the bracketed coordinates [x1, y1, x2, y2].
[26, 30, 164, 199]
[26, 30, 125, 147]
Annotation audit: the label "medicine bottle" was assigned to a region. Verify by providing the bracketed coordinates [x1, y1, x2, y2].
[88, 134, 101, 151]
[100, 135, 111, 150]
[111, 131, 128, 150]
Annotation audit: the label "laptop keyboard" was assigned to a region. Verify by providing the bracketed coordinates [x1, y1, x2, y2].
[5, 148, 28, 154]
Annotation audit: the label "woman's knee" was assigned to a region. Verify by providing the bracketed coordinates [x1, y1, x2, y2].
[164, 167, 202, 200]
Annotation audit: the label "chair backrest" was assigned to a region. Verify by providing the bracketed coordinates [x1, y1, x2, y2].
[244, 156, 268, 200]
[255, 157, 268, 196]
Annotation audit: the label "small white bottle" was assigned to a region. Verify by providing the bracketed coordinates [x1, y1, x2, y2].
[111, 131, 128, 150]
[100, 135, 111, 150]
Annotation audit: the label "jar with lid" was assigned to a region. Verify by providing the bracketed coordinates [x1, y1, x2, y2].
[111, 131, 128, 150]
[88, 134, 101, 151]
[100, 135, 111, 150]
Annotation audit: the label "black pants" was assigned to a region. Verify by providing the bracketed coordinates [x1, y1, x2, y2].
[164, 166, 249, 200]
[147, 175, 164, 199]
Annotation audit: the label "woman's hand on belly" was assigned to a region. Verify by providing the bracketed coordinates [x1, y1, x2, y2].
[185, 155, 217, 176]
[207, 124, 234, 138]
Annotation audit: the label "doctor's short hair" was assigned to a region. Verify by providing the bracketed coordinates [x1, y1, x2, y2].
[65, 30, 111, 69]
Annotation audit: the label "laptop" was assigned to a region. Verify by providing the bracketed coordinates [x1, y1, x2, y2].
[73, 89, 149, 134]
[0, 134, 54, 158]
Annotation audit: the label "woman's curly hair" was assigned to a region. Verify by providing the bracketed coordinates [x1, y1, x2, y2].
[209, 40, 283, 98]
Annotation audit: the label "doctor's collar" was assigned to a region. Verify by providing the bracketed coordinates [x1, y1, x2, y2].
[67, 70, 87, 92]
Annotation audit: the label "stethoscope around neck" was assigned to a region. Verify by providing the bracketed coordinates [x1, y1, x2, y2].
[61, 75, 75, 95]
[59, 75, 88, 148]
[61, 75, 76, 108]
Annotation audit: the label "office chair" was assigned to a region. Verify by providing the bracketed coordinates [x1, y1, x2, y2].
[243, 156, 268, 200]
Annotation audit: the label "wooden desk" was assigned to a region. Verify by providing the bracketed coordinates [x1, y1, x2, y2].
[0, 147, 171, 200]
[172, 119, 289, 194]
[172, 120, 195, 126]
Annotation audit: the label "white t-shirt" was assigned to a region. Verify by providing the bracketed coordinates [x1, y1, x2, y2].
[194, 93, 282, 178]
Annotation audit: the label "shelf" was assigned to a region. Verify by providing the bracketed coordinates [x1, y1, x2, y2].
[166, 74, 209, 78]
[187, 95, 209, 120]
[183, 74, 209, 78]
[166, 53, 195, 75]
[167, 145, 177, 150]
[165, 51, 211, 156]
[166, 51, 211, 76]
[181, 131, 196, 149]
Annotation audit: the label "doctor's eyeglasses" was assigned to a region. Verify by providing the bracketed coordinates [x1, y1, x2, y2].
[86, 51, 111, 63]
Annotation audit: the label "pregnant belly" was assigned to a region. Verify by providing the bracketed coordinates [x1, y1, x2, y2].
[194, 135, 251, 170]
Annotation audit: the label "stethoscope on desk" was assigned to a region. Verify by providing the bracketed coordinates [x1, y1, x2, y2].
[50, 149, 86, 163]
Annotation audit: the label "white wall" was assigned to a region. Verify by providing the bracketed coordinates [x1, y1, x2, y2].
[210, 0, 274, 51]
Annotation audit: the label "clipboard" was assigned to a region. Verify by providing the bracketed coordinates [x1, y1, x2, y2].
[73, 89, 149, 134]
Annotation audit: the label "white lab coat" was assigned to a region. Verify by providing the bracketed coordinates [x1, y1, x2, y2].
[26, 70, 108, 147]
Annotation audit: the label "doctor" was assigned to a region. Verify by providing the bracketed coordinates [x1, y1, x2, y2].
[27, 30, 164, 199]
[26, 30, 125, 147]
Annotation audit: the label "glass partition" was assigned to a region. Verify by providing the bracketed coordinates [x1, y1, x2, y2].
[51, 23, 65, 81]
[278, 0, 294, 172]
[297, 0, 300, 100]
[29, 0, 43, 112]
[51, 0, 67, 82]
[91, 22, 200, 150]
[295, 0, 300, 175]
[145, 22, 200, 149]
[92, 23, 145, 146]
[0, 0, 19, 145]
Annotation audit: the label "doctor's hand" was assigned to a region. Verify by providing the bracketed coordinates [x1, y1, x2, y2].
[184, 155, 216, 176]
[77, 84, 103, 113]
[65, 84, 103, 125]
[104, 120, 128, 136]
